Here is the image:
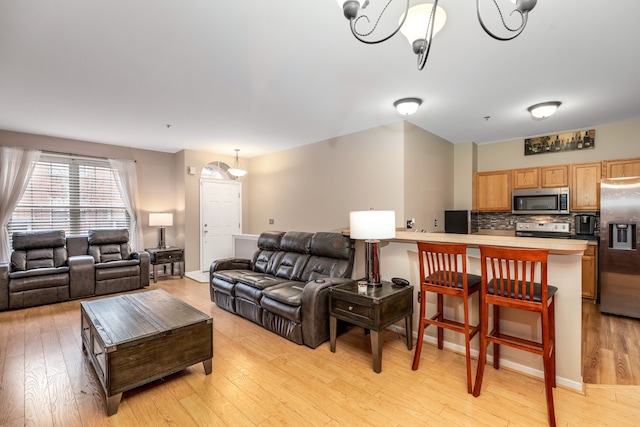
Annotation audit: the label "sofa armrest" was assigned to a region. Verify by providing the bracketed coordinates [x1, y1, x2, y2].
[131, 250, 150, 287]
[0, 263, 9, 311]
[210, 257, 251, 273]
[300, 277, 353, 348]
[68, 255, 95, 299]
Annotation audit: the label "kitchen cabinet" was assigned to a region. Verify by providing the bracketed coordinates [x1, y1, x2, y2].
[512, 168, 540, 189]
[581, 244, 598, 300]
[570, 162, 601, 211]
[473, 170, 511, 212]
[603, 158, 640, 178]
[540, 165, 569, 188]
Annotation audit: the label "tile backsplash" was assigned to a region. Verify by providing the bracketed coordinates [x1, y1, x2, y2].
[476, 212, 599, 235]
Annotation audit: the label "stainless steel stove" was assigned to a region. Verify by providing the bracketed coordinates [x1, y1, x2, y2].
[515, 222, 571, 239]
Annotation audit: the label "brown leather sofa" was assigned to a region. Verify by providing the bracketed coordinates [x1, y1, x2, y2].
[0, 229, 149, 311]
[210, 231, 354, 348]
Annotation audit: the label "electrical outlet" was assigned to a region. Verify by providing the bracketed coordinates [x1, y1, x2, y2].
[434, 219, 438, 228]
[269, 219, 274, 225]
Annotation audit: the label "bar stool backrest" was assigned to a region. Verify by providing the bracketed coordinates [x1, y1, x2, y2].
[480, 245, 549, 308]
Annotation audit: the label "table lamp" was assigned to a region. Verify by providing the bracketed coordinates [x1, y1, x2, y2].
[149, 212, 173, 249]
[349, 210, 396, 286]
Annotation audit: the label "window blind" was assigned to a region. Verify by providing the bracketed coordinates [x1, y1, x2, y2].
[8, 153, 130, 237]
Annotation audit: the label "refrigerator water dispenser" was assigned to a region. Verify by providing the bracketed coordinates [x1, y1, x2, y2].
[609, 223, 636, 250]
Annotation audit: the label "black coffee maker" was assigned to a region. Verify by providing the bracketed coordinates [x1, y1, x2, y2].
[575, 214, 596, 236]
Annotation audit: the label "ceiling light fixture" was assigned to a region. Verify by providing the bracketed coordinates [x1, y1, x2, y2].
[336, 0, 537, 70]
[394, 97, 422, 115]
[527, 101, 561, 120]
[228, 149, 247, 177]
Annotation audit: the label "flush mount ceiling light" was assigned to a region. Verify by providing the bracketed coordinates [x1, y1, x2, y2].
[394, 97, 422, 115]
[528, 101, 562, 120]
[227, 149, 247, 177]
[336, 0, 537, 70]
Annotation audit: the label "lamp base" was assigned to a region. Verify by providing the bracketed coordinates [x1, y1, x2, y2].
[156, 227, 167, 249]
[364, 240, 382, 286]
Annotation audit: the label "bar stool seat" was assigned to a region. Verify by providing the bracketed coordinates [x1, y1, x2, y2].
[412, 242, 481, 394]
[473, 245, 557, 426]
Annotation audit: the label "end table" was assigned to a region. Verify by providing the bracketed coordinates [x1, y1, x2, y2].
[145, 247, 184, 283]
[329, 281, 413, 373]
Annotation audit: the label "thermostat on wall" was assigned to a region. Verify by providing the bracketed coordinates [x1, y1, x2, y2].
[187, 166, 196, 175]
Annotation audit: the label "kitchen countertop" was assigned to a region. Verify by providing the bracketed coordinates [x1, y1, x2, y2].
[392, 231, 589, 255]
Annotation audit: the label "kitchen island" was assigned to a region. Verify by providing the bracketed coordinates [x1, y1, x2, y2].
[356, 231, 588, 391]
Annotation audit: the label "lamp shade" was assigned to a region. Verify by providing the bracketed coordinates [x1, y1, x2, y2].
[350, 210, 396, 240]
[149, 213, 174, 227]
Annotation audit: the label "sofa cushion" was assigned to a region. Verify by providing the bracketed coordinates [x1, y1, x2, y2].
[12, 230, 65, 250]
[256, 231, 285, 251]
[301, 257, 351, 281]
[95, 263, 140, 281]
[261, 296, 302, 323]
[212, 269, 250, 284]
[9, 270, 69, 292]
[280, 231, 313, 254]
[237, 274, 289, 290]
[309, 232, 352, 260]
[9, 266, 70, 280]
[262, 282, 304, 307]
[273, 252, 310, 281]
[252, 250, 283, 274]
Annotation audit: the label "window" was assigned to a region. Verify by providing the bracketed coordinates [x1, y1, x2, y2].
[8, 153, 130, 237]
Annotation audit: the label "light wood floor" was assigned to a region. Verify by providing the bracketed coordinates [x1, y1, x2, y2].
[582, 300, 640, 385]
[1, 278, 639, 427]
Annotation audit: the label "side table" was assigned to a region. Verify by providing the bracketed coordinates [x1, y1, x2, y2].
[329, 281, 413, 373]
[146, 247, 184, 283]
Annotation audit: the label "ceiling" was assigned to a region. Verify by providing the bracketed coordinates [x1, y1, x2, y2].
[1, 1, 640, 158]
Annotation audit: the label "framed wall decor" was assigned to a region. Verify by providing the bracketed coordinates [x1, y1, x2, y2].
[524, 129, 595, 156]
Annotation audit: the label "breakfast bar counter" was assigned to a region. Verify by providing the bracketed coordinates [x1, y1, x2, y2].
[357, 231, 588, 391]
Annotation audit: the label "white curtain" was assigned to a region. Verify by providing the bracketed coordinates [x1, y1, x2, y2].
[0, 147, 41, 263]
[109, 159, 143, 251]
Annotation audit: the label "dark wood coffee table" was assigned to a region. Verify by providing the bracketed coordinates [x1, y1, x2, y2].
[80, 289, 213, 415]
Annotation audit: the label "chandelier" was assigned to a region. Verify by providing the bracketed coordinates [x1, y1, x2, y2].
[336, 0, 537, 70]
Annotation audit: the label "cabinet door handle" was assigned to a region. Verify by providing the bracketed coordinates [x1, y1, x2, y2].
[348, 306, 353, 311]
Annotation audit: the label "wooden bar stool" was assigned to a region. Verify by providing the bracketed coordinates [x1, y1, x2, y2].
[473, 245, 557, 426]
[412, 242, 481, 394]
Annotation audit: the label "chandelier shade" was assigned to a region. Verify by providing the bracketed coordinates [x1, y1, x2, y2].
[228, 149, 247, 177]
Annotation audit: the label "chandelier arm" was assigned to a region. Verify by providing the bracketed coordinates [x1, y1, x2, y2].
[350, 0, 409, 44]
[417, 0, 439, 70]
[476, 0, 528, 41]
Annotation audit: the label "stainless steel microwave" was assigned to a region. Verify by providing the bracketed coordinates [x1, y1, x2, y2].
[512, 187, 570, 214]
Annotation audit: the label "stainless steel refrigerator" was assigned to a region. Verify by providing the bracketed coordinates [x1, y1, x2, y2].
[600, 177, 640, 318]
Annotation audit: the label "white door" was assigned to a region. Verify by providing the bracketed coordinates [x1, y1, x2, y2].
[200, 180, 242, 272]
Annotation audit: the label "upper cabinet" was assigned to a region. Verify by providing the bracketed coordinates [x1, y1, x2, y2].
[540, 165, 569, 188]
[512, 168, 540, 189]
[604, 158, 640, 178]
[473, 170, 512, 212]
[570, 162, 601, 211]
[474, 158, 640, 213]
